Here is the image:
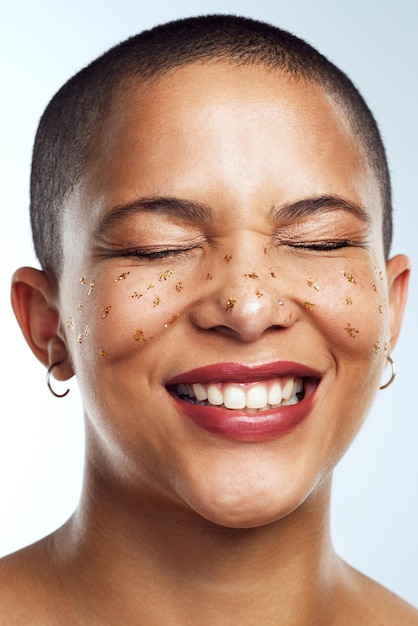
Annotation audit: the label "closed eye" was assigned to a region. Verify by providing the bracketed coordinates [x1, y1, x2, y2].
[283, 239, 353, 251]
[119, 245, 200, 261]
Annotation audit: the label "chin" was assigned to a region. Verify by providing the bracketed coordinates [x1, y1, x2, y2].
[192, 501, 299, 530]
[168, 438, 330, 530]
[182, 480, 311, 530]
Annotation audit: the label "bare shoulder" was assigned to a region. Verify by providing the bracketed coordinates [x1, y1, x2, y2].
[337, 561, 418, 626]
[0, 538, 66, 625]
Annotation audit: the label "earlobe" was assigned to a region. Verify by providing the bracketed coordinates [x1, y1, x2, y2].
[386, 254, 411, 351]
[11, 267, 73, 380]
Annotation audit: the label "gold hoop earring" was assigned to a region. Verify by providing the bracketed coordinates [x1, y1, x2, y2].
[46, 362, 70, 398]
[379, 355, 396, 390]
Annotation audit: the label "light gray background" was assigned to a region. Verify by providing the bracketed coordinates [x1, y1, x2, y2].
[1, 0, 417, 607]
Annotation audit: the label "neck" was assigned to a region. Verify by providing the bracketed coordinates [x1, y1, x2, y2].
[53, 460, 341, 625]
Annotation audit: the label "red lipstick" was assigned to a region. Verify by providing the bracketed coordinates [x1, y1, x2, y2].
[168, 361, 319, 385]
[167, 362, 319, 442]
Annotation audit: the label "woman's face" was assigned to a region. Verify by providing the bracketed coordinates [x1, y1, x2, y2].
[58, 63, 406, 527]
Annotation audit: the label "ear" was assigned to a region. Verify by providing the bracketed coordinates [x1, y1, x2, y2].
[386, 254, 410, 351]
[11, 267, 74, 381]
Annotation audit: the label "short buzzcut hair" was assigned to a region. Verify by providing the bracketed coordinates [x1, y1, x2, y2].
[30, 14, 392, 276]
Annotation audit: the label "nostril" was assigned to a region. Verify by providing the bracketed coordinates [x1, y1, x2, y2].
[209, 325, 244, 339]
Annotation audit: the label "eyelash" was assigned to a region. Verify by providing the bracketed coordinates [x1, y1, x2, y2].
[288, 240, 351, 250]
[119, 246, 197, 261]
[275, 238, 358, 252]
[115, 238, 359, 262]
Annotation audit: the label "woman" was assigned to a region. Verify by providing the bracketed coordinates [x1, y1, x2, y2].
[1, 15, 416, 625]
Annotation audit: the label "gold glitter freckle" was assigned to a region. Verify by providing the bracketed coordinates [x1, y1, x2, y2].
[224, 255, 232, 264]
[80, 277, 86, 285]
[374, 267, 384, 280]
[130, 291, 143, 299]
[88, 281, 95, 295]
[378, 304, 383, 314]
[345, 323, 359, 338]
[99, 349, 109, 357]
[153, 296, 163, 307]
[164, 313, 180, 328]
[67, 317, 74, 328]
[206, 274, 213, 280]
[175, 282, 183, 292]
[384, 342, 388, 353]
[159, 269, 174, 282]
[225, 297, 236, 311]
[102, 305, 111, 318]
[146, 282, 155, 290]
[304, 302, 315, 310]
[255, 291, 263, 298]
[343, 272, 356, 284]
[345, 297, 353, 305]
[77, 304, 83, 311]
[307, 279, 319, 291]
[115, 272, 130, 283]
[77, 334, 83, 344]
[133, 329, 147, 342]
[370, 281, 377, 292]
[374, 341, 381, 353]
[244, 272, 258, 279]
[263, 246, 269, 256]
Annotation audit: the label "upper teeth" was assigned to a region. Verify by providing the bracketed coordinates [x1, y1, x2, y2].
[174, 377, 303, 411]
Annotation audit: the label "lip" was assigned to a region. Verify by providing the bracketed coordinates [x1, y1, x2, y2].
[167, 361, 320, 443]
[167, 361, 320, 385]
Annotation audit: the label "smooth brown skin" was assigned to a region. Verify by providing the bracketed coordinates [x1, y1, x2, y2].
[2, 63, 416, 625]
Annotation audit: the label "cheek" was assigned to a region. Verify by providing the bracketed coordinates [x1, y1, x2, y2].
[63, 267, 188, 364]
[300, 263, 389, 356]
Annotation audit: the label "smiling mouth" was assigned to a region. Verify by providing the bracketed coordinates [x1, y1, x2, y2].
[170, 377, 305, 412]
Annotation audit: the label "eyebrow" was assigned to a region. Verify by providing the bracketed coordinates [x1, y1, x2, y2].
[268, 195, 371, 224]
[96, 196, 214, 235]
[96, 193, 371, 236]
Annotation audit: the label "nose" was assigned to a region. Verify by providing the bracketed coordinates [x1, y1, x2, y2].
[189, 253, 297, 343]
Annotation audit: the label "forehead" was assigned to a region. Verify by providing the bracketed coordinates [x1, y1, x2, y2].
[77, 61, 381, 234]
